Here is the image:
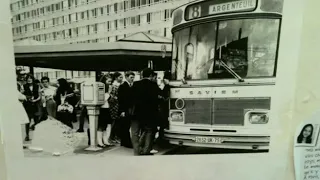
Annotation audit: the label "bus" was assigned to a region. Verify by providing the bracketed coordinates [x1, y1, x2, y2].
[164, 0, 283, 150]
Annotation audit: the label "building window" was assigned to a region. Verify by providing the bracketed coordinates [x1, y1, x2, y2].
[114, 3, 118, 12]
[164, 28, 166, 37]
[123, 18, 126, 27]
[130, 0, 135, 8]
[57, 71, 65, 78]
[81, 12, 85, 19]
[114, 20, 118, 29]
[48, 72, 55, 79]
[92, 9, 97, 17]
[75, 13, 78, 21]
[94, 24, 97, 33]
[131, 16, 136, 25]
[75, 27, 79, 36]
[124, 1, 128, 11]
[100, 7, 103, 15]
[73, 71, 79, 77]
[53, 32, 57, 39]
[137, 15, 140, 24]
[147, 13, 151, 23]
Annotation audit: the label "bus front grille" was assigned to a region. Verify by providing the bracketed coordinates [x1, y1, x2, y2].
[212, 98, 271, 125]
[184, 99, 212, 125]
[183, 98, 271, 126]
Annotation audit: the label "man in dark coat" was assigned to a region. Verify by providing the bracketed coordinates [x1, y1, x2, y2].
[131, 68, 159, 155]
[158, 71, 171, 144]
[118, 71, 135, 148]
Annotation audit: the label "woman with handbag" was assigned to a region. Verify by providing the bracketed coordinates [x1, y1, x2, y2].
[55, 78, 76, 128]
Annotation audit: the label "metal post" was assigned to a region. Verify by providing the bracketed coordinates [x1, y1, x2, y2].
[85, 106, 102, 151]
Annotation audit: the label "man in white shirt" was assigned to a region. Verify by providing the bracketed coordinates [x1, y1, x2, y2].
[41, 77, 57, 118]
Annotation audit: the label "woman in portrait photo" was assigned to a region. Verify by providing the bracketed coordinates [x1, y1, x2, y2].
[297, 124, 314, 144]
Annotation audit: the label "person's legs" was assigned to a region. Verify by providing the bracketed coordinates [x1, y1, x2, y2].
[103, 109, 112, 145]
[120, 116, 132, 148]
[109, 118, 116, 142]
[77, 106, 86, 132]
[103, 124, 112, 145]
[46, 100, 57, 118]
[97, 109, 107, 147]
[141, 126, 156, 155]
[131, 120, 141, 155]
[24, 122, 30, 141]
[30, 104, 41, 130]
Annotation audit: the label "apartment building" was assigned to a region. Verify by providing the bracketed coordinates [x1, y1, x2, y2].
[10, 0, 192, 45]
[11, 0, 187, 83]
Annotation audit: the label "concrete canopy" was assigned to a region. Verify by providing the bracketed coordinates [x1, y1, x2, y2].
[14, 33, 172, 71]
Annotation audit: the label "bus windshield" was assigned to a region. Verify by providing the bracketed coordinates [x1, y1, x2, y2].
[171, 18, 280, 80]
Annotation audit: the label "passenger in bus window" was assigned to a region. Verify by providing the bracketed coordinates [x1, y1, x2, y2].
[297, 124, 313, 144]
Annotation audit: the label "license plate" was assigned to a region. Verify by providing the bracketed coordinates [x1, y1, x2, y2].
[195, 137, 224, 144]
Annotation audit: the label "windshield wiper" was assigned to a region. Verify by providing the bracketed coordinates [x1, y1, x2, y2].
[217, 59, 244, 82]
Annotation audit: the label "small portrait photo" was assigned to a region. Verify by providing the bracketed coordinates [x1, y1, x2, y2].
[295, 124, 320, 147]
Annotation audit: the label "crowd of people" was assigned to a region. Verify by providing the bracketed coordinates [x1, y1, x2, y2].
[16, 68, 170, 156]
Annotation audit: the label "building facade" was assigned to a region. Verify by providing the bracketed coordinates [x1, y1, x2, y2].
[11, 0, 187, 82]
[10, 0, 192, 45]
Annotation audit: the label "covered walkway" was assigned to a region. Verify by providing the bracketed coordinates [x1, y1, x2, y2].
[14, 33, 172, 71]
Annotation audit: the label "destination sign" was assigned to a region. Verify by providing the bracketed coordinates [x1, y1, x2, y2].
[185, 0, 257, 21]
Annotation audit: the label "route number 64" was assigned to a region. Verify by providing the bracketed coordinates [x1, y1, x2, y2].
[188, 5, 201, 20]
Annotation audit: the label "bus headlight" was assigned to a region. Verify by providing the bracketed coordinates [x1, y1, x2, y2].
[175, 98, 185, 110]
[248, 112, 269, 124]
[169, 111, 184, 122]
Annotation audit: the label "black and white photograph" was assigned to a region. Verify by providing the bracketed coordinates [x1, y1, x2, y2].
[11, 0, 285, 157]
[295, 124, 320, 147]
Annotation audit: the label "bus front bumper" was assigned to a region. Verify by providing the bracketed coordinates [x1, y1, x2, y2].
[164, 130, 270, 150]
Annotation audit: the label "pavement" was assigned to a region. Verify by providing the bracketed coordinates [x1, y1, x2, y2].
[22, 119, 178, 157]
[21, 118, 268, 157]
